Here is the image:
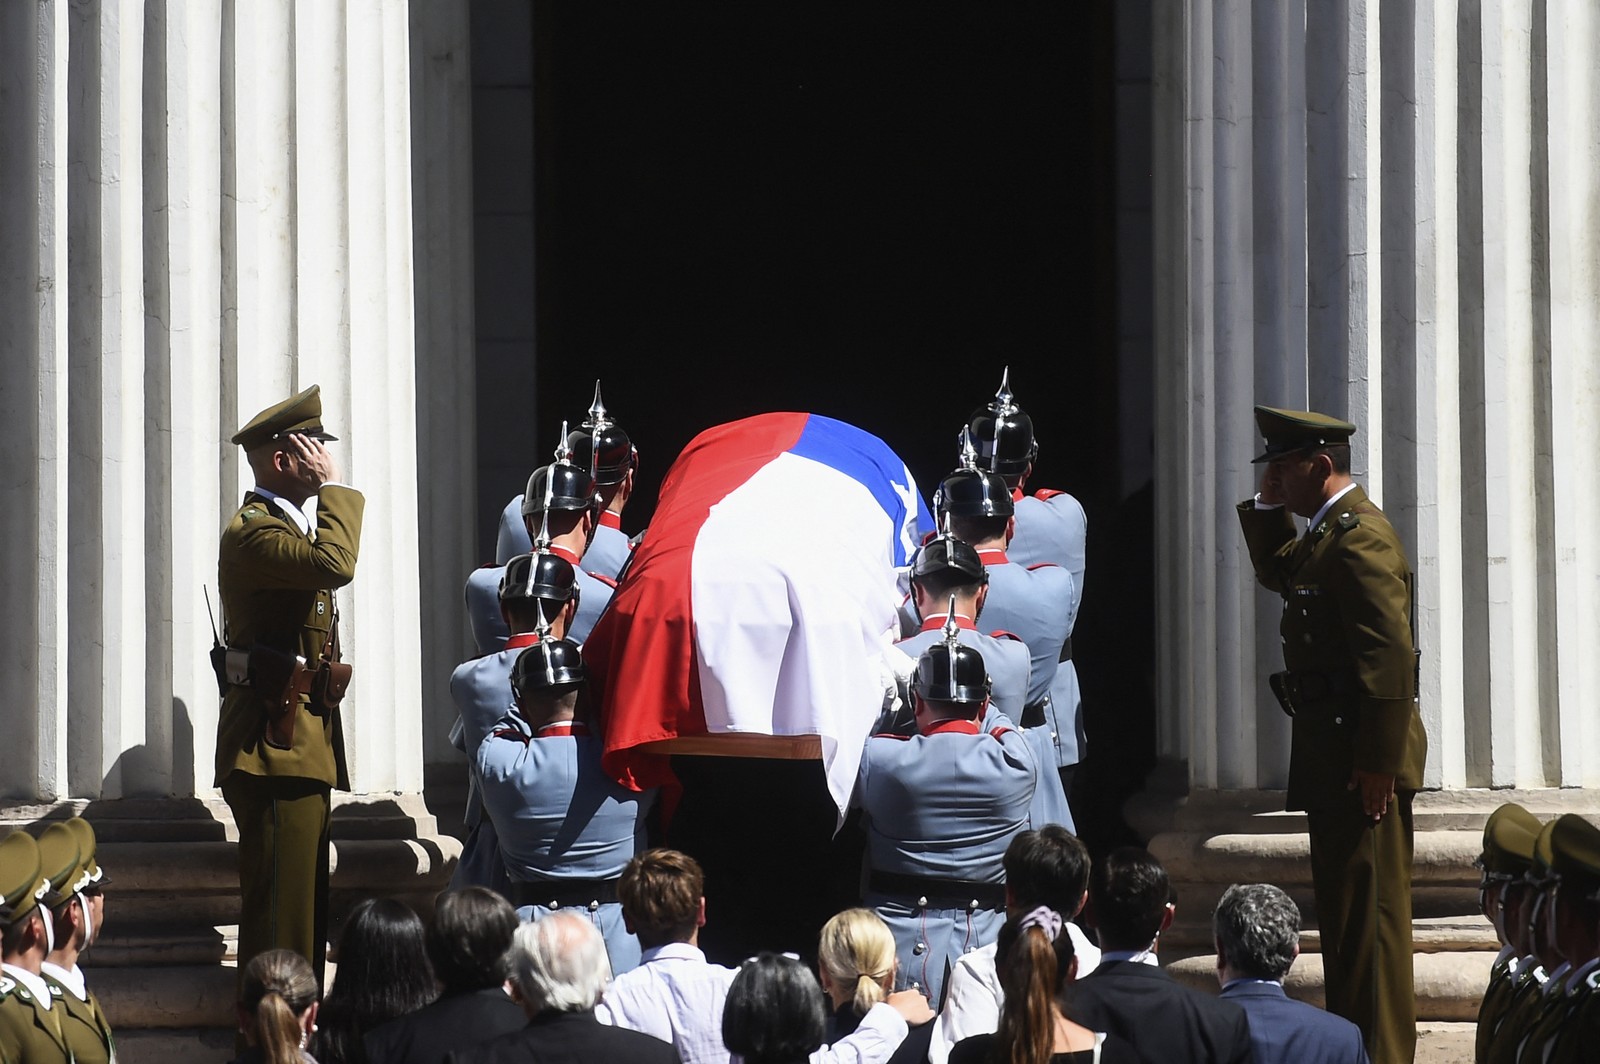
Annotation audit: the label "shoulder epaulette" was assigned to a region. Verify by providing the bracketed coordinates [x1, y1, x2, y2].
[871, 732, 911, 741]
[989, 727, 1013, 740]
[491, 727, 530, 744]
[589, 572, 619, 589]
[1033, 489, 1067, 501]
[989, 629, 1023, 642]
[1337, 511, 1360, 531]
[0, 974, 14, 999]
[1588, 969, 1600, 991]
[240, 506, 263, 521]
[477, 561, 499, 570]
[1025, 561, 1060, 571]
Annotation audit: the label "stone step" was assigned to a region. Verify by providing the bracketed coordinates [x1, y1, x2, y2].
[1417, 1022, 1477, 1064]
[114, 1027, 238, 1064]
[89, 924, 238, 968]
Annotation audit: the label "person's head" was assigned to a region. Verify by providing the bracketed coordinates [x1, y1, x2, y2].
[428, 887, 519, 995]
[510, 640, 587, 727]
[1251, 405, 1357, 519]
[618, 849, 706, 950]
[963, 368, 1038, 490]
[909, 624, 990, 732]
[1088, 847, 1174, 952]
[907, 535, 989, 622]
[1477, 803, 1541, 945]
[1549, 815, 1600, 965]
[322, 898, 436, 1038]
[233, 385, 340, 503]
[520, 434, 601, 553]
[935, 468, 1015, 550]
[816, 909, 896, 1016]
[994, 907, 1079, 1064]
[567, 382, 638, 512]
[237, 949, 320, 1064]
[36, 821, 88, 964]
[1212, 884, 1301, 984]
[1004, 826, 1091, 920]
[0, 831, 51, 969]
[1528, 820, 1563, 968]
[723, 953, 827, 1064]
[507, 911, 611, 1016]
[499, 551, 580, 637]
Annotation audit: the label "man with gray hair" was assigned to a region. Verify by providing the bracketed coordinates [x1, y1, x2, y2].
[1214, 883, 1369, 1064]
[449, 912, 681, 1064]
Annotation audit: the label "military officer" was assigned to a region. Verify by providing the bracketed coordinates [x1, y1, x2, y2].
[1510, 812, 1600, 1062]
[36, 821, 113, 1064]
[449, 550, 581, 893]
[218, 385, 363, 979]
[857, 617, 1037, 1008]
[495, 383, 639, 580]
[474, 630, 656, 975]
[1485, 819, 1564, 1064]
[468, 425, 614, 653]
[1543, 815, 1600, 1064]
[1473, 803, 1541, 1064]
[1237, 405, 1426, 1064]
[936, 468, 1078, 798]
[0, 831, 71, 1064]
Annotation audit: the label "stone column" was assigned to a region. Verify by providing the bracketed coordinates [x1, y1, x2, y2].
[1150, 0, 1600, 1047]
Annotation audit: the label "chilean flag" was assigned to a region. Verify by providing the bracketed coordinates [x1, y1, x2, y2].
[584, 413, 934, 816]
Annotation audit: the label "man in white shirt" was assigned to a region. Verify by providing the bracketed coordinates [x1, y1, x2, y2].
[930, 825, 1099, 1064]
[598, 848, 929, 1064]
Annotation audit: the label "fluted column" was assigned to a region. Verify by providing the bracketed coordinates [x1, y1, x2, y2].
[1156, 0, 1600, 792]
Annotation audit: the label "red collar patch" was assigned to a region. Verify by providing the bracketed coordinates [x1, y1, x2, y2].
[919, 613, 977, 633]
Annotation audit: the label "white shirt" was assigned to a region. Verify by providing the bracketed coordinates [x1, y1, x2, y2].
[39, 961, 87, 1000]
[1, 963, 53, 1010]
[1307, 483, 1359, 533]
[596, 942, 738, 1064]
[928, 922, 1101, 1064]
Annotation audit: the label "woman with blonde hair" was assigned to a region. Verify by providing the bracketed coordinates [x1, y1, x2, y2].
[817, 908, 935, 1064]
[230, 949, 321, 1064]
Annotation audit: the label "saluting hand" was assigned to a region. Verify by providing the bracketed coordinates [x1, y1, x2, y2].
[287, 432, 339, 493]
[1258, 463, 1285, 506]
[1348, 769, 1396, 822]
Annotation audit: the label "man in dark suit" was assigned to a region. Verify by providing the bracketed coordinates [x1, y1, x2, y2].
[448, 911, 681, 1064]
[1065, 848, 1253, 1064]
[365, 888, 526, 1064]
[1214, 883, 1368, 1064]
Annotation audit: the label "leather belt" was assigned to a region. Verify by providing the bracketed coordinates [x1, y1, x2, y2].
[506, 877, 620, 911]
[1059, 636, 1073, 663]
[1020, 695, 1051, 729]
[1282, 670, 1356, 703]
[867, 871, 1006, 911]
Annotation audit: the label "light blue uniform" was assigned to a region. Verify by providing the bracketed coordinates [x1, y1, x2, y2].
[475, 715, 656, 975]
[856, 717, 1036, 1007]
[446, 632, 545, 893]
[465, 548, 614, 654]
[895, 616, 1031, 725]
[975, 549, 1078, 768]
[495, 494, 631, 580]
[1008, 490, 1088, 766]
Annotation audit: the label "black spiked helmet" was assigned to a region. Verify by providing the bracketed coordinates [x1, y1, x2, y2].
[522, 419, 600, 517]
[963, 367, 1037, 477]
[934, 467, 1015, 519]
[566, 381, 636, 486]
[910, 597, 991, 706]
[499, 550, 580, 607]
[910, 531, 988, 585]
[510, 603, 589, 696]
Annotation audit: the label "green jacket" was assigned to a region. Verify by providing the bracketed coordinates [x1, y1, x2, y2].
[37, 976, 109, 1064]
[1237, 485, 1427, 809]
[0, 974, 72, 1064]
[216, 485, 364, 789]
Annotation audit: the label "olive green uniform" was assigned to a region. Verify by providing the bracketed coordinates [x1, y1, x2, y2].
[1475, 951, 1521, 1063]
[217, 483, 364, 977]
[39, 976, 111, 1064]
[0, 975, 71, 1064]
[1483, 965, 1547, 1064]
[1238, 484, 1427, 1064]
[1547, 967, 1600, 1064]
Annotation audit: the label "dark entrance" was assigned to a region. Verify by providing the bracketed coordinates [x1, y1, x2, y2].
[469, 1, 1155, 960]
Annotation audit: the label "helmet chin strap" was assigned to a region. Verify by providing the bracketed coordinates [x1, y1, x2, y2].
[77, 893, 93, 949]
[41, 905, 55, 955]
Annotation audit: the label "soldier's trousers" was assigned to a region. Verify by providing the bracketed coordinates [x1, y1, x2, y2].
[222, 771, 332, 984]
[1308, 789, 1416, 1064]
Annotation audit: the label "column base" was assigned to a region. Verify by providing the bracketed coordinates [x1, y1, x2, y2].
[1, 793, 461, 1063]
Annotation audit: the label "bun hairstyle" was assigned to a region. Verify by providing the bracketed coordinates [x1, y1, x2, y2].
[993, 907, 1075, 1064]
[241, 949, 319, 1064]
[817, 908, 896, 1016]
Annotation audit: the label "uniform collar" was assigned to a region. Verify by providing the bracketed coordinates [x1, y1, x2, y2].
[39, 962, 86, 1001]
[251, 486, 313, 536]
[548, 544, 582, 565]
[2, 964, 54, 1010]
[976, 548, 1009, 566]
[505, 632, 543, 650]
[922, 718, 981, 736]
[919, 613, 976, 633]
[1305, 482, 1360, 538]
[535, 720, 588, 738]
[598, 511, 622, 531]
[1010, 488, 1024, 502]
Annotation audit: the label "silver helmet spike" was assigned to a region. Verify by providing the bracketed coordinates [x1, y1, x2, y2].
[583, 381, 613, 432]
[551, 419, 573, 465]
[991, 367, 1016, 416]
[943, 593, 961, 694]
[533, 599, 557, 687]
[958, 426, 980, 471]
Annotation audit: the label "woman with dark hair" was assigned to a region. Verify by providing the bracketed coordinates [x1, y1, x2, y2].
[948, 908, 1135, 1064]
[312, 898, 437, 1064]
[722, 953, 828, 1064]
[231, 949, 321, 1064]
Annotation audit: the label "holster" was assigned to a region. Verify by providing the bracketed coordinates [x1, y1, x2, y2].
[1268, 671, 1297, 718]
[249, 644, 313, 748]
[309, 605, 353, 713]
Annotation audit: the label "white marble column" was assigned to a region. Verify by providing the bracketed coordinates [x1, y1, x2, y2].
[1, 0, 431, 801]
[1155, 0, 1600, 792]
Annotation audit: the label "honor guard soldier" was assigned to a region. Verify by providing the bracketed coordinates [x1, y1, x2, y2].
[1485, 819, 1563, 1064]
[450, 550, 581, 893]
[1238, 405, 1426, 1064]
[1541, 815, 1600, 1064]
[468, 424, 616, 653]
[856, 615, 1037, 1008]
[0, 831, 71, 1064]
[935, 468, 1077, 804]
[218, 385, 363, 979]
[1473, 803, 1542, 1064]
[496, 382, 639, 580]
[37, 821, 113, 1064]
[474, 625, 656, 975]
